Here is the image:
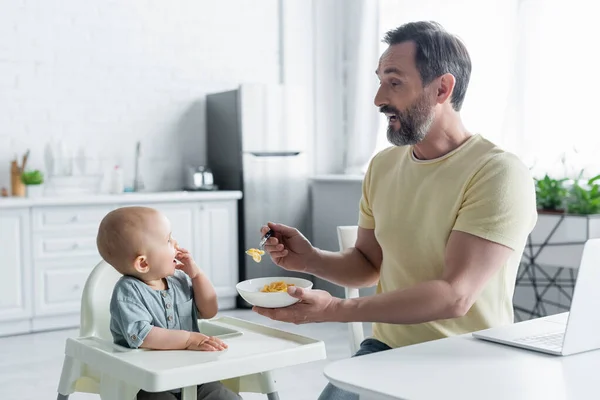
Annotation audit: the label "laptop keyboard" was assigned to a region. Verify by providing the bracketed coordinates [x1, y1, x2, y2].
[513, 332, 564, 350]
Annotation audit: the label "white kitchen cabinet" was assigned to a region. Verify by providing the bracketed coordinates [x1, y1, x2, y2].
[0, 208, 32, 336]
[31, 204, 115, 320]
[33, 257, 99, 318]
[0, 191, 242, 337]
[144, 203, 195, 257]
[33, 233, 100, 261]
[196, 201, 239, 309]
[32, 205, 114, 232]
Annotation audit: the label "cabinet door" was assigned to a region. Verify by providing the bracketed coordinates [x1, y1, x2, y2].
[0, 209, 31, 322]
[197, 201, 238, 289]
[34, 258, 99, 317]
[149, 204, 195, 254]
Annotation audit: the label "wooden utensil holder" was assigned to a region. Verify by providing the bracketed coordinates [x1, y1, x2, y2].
[11, 170, 25, 197]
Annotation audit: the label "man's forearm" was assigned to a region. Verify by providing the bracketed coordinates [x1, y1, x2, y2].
[191, 272, 218, 319]
[307, 248, 380, 288]
[334, 279, 467, 324]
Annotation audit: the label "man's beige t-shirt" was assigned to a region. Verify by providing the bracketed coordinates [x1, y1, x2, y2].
[359, 134, 537, 348]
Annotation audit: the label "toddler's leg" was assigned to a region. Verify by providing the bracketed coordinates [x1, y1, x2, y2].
[197, 381, 242, 400]
[137, 389, 178, 400]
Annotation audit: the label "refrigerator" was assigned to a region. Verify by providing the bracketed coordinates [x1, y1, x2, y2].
[206, 83, 312, 307]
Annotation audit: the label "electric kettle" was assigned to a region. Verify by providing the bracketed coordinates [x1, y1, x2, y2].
[185, 166, 217, 191]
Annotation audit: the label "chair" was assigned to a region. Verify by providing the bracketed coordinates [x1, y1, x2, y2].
[336, 225, 368, 355]
[56, 260, 280, 400]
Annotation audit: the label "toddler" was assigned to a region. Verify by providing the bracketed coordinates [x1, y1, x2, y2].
[97, 206, 241, 400]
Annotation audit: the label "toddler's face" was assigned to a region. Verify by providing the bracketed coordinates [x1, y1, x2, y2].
[142, 213, 179, 279]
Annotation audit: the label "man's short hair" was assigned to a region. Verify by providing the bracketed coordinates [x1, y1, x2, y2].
[383, 21, 472, 111]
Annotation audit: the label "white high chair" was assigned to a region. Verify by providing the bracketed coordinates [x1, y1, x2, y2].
[56, 260, 280, 400]
[336, 226, 372, 355]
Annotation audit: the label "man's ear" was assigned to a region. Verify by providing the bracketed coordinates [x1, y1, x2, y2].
[133, 255, 150, 274]
[435, 73, 456, 105]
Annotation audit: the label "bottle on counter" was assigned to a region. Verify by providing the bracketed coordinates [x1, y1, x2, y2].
[109, 165, 124, 194]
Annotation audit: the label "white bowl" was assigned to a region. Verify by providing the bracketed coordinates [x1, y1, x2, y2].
[236, 277, 313, 308]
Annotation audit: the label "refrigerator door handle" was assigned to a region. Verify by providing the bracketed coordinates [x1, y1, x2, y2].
[247, 151, 301, 157]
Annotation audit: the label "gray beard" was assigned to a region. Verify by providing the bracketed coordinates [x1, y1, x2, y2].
[386, 99, 435, 147]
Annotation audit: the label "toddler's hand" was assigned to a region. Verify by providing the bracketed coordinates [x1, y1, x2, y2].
[175, 246, 201, 279]
[185, 332, 228, 351]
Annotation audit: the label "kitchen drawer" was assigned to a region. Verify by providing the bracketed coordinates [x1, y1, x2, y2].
[33, 233, 99, 260]
[34, 264, 93, 316]
[32, 205, 114, 232]
[45, 268, 88, 303]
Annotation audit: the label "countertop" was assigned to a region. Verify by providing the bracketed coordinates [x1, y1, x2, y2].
[310, 174, 364, 182]
[0, 190, 243, 209]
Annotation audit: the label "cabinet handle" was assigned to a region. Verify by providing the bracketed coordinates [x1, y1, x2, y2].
[71, 215, 79, 223]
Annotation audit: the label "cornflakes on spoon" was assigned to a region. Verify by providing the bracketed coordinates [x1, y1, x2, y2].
[246, 228, 275, 263]
[245, 248, 265, 263]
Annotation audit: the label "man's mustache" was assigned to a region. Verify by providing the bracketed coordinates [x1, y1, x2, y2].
[379, 105, 400, 116]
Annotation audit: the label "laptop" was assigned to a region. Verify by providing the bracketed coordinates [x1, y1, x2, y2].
[472, 238, 600, 356]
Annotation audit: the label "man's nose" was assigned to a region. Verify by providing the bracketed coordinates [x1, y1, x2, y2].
[374, 85, 388, 108]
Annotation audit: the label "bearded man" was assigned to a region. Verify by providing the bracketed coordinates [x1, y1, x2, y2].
[253, 21, 538, 400]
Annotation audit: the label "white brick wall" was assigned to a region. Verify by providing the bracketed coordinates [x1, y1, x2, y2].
[0, 0, 281, 192]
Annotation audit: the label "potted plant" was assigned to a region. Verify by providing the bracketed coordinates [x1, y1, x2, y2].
[21, 170, 45, 198]
[534, 174, 567, 214]
[516, 167, 600, 321]
[527, 171, 600, 270]
[566, 174, 600, 215]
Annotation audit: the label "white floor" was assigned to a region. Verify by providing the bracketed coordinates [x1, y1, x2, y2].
[0, 310, 370, 400]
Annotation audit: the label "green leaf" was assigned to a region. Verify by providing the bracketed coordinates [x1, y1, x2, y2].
[589, 174, 600, 184]
[535, 174, 569, 211]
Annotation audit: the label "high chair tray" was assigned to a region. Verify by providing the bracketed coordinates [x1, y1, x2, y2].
[65, 316, 326, 392]
[198, 319, 243, 339]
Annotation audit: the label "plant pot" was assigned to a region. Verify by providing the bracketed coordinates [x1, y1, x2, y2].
[26, 184, 45, 198]
[537, 209, 566, 215]
[515, 212, 600, 321]
[526, 213, 600, 269]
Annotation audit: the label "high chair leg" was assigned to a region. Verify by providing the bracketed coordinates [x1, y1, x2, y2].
[181, 385, 198, 400]
[57, 355, 82, 398]
[261, 370, 279, 400]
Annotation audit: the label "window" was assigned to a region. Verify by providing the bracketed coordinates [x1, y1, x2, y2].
[373, 0, 597, 178]
[518, 0, 598, 178]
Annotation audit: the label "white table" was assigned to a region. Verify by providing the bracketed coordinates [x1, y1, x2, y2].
[64, 317, 326, 399]
[324, 330, 599, 400]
